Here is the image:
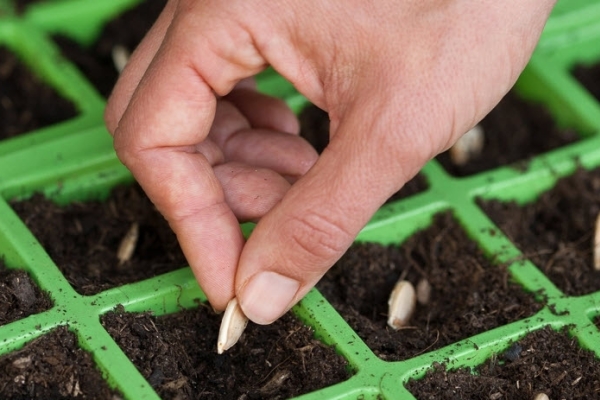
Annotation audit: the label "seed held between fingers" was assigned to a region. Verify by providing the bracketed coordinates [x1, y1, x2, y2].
[449, 125, 484, 166]
[533, 393, 549, 400]
[117, 222, 139, 265]
[217, 297, 249, 354]
[387, 280, 416, 330]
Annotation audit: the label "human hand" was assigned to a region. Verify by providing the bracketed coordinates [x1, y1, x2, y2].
[105, 0, 556, 324]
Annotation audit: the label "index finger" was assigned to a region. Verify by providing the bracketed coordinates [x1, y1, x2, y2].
[112, 5, 266, 310]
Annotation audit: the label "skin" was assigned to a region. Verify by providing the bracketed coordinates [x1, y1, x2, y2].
[105, 0, 557, 324]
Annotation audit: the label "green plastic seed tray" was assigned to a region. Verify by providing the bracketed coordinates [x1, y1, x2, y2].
[2, 0, 600, 399]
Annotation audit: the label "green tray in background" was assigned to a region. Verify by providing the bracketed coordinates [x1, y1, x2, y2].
[2, 0, 600, 399]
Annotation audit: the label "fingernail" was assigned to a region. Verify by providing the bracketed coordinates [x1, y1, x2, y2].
[239, 271, 300, 325]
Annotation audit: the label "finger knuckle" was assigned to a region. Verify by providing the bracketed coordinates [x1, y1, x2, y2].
[286, 211, 352, 264]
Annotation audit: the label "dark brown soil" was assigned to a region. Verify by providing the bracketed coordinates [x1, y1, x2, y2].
[10, 185, 187, 296]
[0, 47, 77, 140]
[407, 326, 600, 399]
[299, 104, 429, 200]
[316, 212, 542, 361]
[480, 167, 600, 296]
[0, 261, 52, 326]
[102, 304, 350, 399]
[436, 91, 579, 176]
[0, 326, 121, 399]
[572, 62, 600, 102]
[54, 0, 167, 98]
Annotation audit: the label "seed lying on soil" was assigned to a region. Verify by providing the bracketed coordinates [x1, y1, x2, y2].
[449, 125, 484, 166]
[111, 45, 130, 73]
[10, 275, 36, 309]
[258, 369, 291, 395]
[416, 278, 431, 305]
[12, 356, 32, 369]
[533, 393, 549, 400]
[117, 222, 139, 265]
[594, 212, 600, 270]
[387, 280, 416, 330]
[217, 297, 249, 354]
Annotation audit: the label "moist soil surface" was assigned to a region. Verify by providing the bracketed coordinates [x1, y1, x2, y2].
[0, 261, 52, 326]
[11, 185, 187, 296]
[54, 0, 167, 98]
[406, 326, 600, 399]
[102, 304, 350, 399]
[572, 62, 600, 102]
[0, 326, 121, 399]
[436, 91, 579, 177]
[299, 104, 429, 201]
[316, 212, 542, 362]
[0, 47, 77, 140]
[480, 167, 600, 296]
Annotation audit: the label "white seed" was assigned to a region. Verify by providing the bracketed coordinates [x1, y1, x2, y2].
[533, 393, 549, 400]
[117, 222, 139, 265]
[217, 298, 249, 354]
[594, 212, 600, 270]
[12, 356, 32, 369]
[111, 45, 131, 74]
[449, 124, 484, 166]
[416, 278, 432, 305]
[387, 280, 416, 330]
[259, 369, 291, 395]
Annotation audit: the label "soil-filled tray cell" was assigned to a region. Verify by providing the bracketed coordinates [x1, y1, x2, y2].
[0, 260, 52, 326]
[0, 47, 78, 140]
[316, 212, 541, 361]
[480, 167, 600, 296]
[54, 0, 166, 98]
[406, 326, 600, 399]
[573, 62, 600, 103]
[299, 104, 429, 200]
[102, 304, 350, 399]
[11, 185, 186, 295]
[0, 326, 121, 399]
[436, 91, 579, 177]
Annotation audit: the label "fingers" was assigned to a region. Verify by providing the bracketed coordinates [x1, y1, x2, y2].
[105, 0, 176, 133]
[235, 98, 430, 324]
[225, 87, 301, 135]
[214, 162, 291, 222]
[111, 4, 269, 311]
[210, 100, 318, 181]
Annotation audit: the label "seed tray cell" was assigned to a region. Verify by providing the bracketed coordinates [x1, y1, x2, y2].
[1, 0, 600, 399]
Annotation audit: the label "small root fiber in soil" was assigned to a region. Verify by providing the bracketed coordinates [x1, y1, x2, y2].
[0, 47, 77, 140]
[572, 62, 600, 102]
[102, 304, 350, 399]
[0, 261, 52, 326]
[480, 167, 600, 296]
[0, 326, 121, 399]
[54, 0, 167, 97]
[299, 104, 429, 200]
[316, 212, 542, 361]
[436, 91, 579, 176]
[10, 185, 187, 295]
[406, 326, 600, 399]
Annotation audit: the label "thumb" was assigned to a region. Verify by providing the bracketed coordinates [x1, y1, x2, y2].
[235, 99, 432, 324]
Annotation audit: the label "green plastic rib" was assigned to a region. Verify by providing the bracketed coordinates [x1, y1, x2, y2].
[2, 0, 600, 399]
